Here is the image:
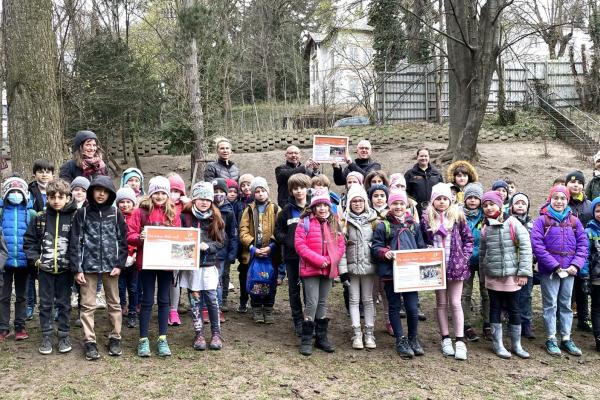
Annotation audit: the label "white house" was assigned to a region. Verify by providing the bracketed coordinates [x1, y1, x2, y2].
[304, 0, 374, 108]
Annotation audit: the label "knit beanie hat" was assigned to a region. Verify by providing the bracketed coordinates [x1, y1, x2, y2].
[191, 182, 214, 201]
[346, 171, 364, 186]
[565, 170, 585, 186]
[70, 176, 90, 192]
[148, 176, 170, 197]
[389, 173, 406, 189]
[310, 188, 331, 208]
[592, 196, 600, 214]
[463, 182, 484, 201]
[226, 178, 239, 192]
[212, 178, 228, 194]
[481, 191, 504, 210]
[347, 184, 369, 206]
[250, 177, 269, 194]
[548, 184, 571, 202]
[388, 188, 408, 206]
[510, 193, 529, 208]
[368, 184, 389, 201]
[168, 173, 186, 196]
[120, 167, 145, 194]
[2, 177, 29, 200]
[491, 180, 508, 191]
[71, 130, 98, 154]
[430, 182, 452, 203]
[238, 173, 255, 186]
[115, 187, 137, 205]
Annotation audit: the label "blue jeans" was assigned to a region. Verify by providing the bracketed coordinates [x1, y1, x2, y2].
[518, 276, 533, 322]
[118, 267, 138, 316]
[139, 270, 171, 338]
[540, 273, 575, 339]
[192, 290, 220, 334]
[384, 281, 418, 338]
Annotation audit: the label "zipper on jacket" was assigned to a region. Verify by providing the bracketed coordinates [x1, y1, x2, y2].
[54, 212, 60, 273]
[100, 209, 103, 270]
[320, 221, 325, 256]
[13, 207, 18, 263]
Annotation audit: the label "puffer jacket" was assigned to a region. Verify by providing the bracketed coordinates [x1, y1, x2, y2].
[68, 176, 128, 274]
[0, 233, 7, 272]
[0, 199, 37, 268]
[569, 196, 592, 227]
[127, 197, 182, 271]
[421, 213, 474, 280]
[585, 174, 600, 202]
[531, 205, 588, 275]
[181, 210, 224, 267]
[274, 201, 306, 262]
[465, 209, 484, 270]
[371, 214, 425, 280]
[584, 218, 600, 279]
[339, 209, 378, 276]
[295, 214, 346, 278]
[479, 216, 533, 278]
[24, 200, 78, 274]
[239, 201, 279, 265]
[203, 159, 240, 182]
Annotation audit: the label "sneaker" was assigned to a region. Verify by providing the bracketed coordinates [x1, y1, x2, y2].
[228, 282, 234, 291]
[545, 339, 561, 357]
[455, 341, 467, 360]
[138, 338, 151, 357]
[0, 330, 9, 342]
[15, 330, 29, 341]
[482, 325, 492, 340]
[84, 342, 100, 361]
[26, 306, 34, 321]
[74, 318, 83, 328]
[385, 321, 394, 336]
[108, 338, 122, 356]
[237, 303, 248, 313]
[252, 307, 264, 323]
[127, 315, 137, 329]
[39, 336, 53, 355]
[219, 310, 226, 323]
[157, 337, 171, 356]
[577, 320, 593, 333]
[409, 336, 425, 356]
[168, 309, 181, 326]
[417, 308, 427, 321]
[561, 339, 582, 356]
[395, 336, 414, 358]
[465, 327, 480, 342]
[193, 332, 206, 351]
[221, 300, 229, 313]
[96, 293, 107, 309]
[70, 293, 78, 308]
[202, 309, 209, 324]
[58, 336, 72, 353]
[209, 334, 223, 350]
[121, 307, 128, 316]
[441, 338, 455, 356]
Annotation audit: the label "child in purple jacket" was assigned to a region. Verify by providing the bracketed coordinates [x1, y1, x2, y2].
[531, 185, 588, 357]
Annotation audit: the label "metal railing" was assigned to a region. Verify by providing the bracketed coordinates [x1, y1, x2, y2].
[546, 92, 600, 142]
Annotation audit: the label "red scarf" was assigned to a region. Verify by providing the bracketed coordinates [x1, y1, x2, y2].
[81, 155, 105, 177]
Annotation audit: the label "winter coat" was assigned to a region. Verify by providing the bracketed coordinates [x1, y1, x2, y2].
[203, 159, 240, 182]
[465, 209, 484, 270]
[371, 214, 426, 280]
[333, 158, 382, 186]
[275, 161, 317, 207]
[531, 206, 588, 275]
[479, 216, 533, 279]
[446, 160, 478, 186]
[24, 201, 78, 274]
[127, 197, 182, 271]
[274, 201, 306, 262]
[121, 209, 137, 258]
[0, 199, 37, 269]
[421, 213, 474, 280]
[584, 219, 600, 279]
[59, 160, 108, 183]
[404, 164, 444, 215]
[239, 201, 279, 265]
[294, 214, 346, 278]
[0, 233, 8, 272]
[585, 174, 600, 202]
[569, 197, 592, 227]
[230, 200, 245, 227]
[28, 181, 46, 212]
[217, 200, 238, 263]
[68, 176, 128, 274]
[339, 209, 378, 276]
[181, 211, 224, 267]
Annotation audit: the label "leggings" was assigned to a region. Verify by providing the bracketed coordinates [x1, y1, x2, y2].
[489, 289, 521, 325]
[349, 274, 375, 327]
[303, 276, 332, 321]
[435, 280, 464, 338]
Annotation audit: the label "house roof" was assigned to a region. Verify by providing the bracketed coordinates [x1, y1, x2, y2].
[302, 22, 374, 59]
[303, 31, 327, 59]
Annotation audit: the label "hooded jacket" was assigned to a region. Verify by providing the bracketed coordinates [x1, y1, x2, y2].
[584, 217, 600, 279]
[68, 176, 128, 274]
[239, 200, 279, 265]
[333, 158, 381, 186]
[339, 208, 378, 276]
[446, 160, 478, 186]
[203, 158, 240, 182]
[24, 200, 78, 274]
[274, 200, 307, 262]
[28, 181, 46, 212]
[568, 195, 592, 227]
[0, 198, 37, 269]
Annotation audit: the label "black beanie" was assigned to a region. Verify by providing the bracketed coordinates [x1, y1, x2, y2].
[565, 170, 585, 186]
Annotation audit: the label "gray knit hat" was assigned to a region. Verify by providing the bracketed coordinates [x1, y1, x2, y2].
[70, 176, 90, 192]
[115, 187, 137, 205]
[250, 176, 269, 195]
[463, 182, 484, 201]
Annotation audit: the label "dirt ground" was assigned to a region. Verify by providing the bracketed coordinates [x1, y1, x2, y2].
[1, 139, 600, 399]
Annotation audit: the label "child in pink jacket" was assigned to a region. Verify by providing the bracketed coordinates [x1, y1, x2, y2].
[295, 189, 346, 356]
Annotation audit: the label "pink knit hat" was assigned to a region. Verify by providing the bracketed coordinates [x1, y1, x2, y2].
[168, 173, 186, 196]
[346, 171, 364, 186]
[389, 173, 406, 189]
[310, 188, 331, 208]
[481, 191, 503, 210]
[548, 184, 570, 202]
[388, 188, 408, 206]
[430, 183, 452, 203]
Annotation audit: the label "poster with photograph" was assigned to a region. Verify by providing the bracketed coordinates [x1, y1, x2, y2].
[142, 226, 200, 271]
[393, 248, 446, 293]
[312, 135, 350, 163]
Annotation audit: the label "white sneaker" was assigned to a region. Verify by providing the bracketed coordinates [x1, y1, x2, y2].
[441, 338, 455, 356]
[96, 293, 107, 309]
[70, 293, 79, 308]
[455, 341, 467, 360]
[228, 282, 235, 291]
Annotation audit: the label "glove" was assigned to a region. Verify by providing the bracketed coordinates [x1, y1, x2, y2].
[581, 278, 591, 295]
[126, 255, 136, 267]
[339, 273, 351, 287]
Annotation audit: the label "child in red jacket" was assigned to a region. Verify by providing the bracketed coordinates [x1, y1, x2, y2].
[116, 187, 139, 329]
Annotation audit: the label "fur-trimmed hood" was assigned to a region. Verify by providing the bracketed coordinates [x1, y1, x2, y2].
[446, 160, 478, 185]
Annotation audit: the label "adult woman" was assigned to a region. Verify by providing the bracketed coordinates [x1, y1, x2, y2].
[60, 131, 108, 183]
[404, 148, 444, 217]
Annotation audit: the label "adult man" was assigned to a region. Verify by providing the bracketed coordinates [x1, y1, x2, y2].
[332, 140, 381, 186]
[204, 138, 240, 182]
[275, 146, 320, 207]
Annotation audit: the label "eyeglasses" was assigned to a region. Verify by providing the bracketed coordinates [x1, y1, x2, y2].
[350, 198, 365, 203]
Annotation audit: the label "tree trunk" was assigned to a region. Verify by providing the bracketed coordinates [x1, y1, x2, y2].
[3, 0, 64, 177]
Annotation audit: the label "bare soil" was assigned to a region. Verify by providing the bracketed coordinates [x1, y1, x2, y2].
[1, 139, 599, 400]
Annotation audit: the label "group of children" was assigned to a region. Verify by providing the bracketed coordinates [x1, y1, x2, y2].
[1, 145, 600, 362]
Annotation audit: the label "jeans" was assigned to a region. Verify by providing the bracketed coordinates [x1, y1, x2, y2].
[139, 270, 171, 338]
[540, 273, 575, 339]
[118, 267, 138, 316]
[26, 271, 37, 309]
[591, 284, 600, 337]
[436, 280, 464, 338]
[80, 273, 121, 343]
[461, 268, 490, 327]
[384, 281, 418, 338]
[191, 290, 220, 334]
[286, 259, 303, 324]
[489, 289, 521, 325]
[303, 276, 332, 321]
[38, 270, 73, 336]
[0, 268, 28, 332]
[518, 276, 534, 323]
[349, 274, 375, 328]
[238, 263, 249, 306]
[573, 275, 589, 322]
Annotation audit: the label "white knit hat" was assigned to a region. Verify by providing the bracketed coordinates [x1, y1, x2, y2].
[2, 177, 29, 201]
[430, 183, 452, 203]
[191, 182, 214, 201]
[148, 176, 170, 197]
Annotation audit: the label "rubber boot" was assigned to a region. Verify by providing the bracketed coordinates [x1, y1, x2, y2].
[314, 318, 335, 353]
[351, 326, 363, 350]
[509, 324, 530, 359]
[490, 323, 511, 359]
[299, 320, 315, 356]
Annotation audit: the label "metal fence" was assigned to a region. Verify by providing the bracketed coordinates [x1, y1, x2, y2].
[376, 60, 584, 122]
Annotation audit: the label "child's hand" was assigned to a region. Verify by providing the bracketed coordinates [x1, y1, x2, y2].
[385, 251, 394, 260]
[516, 276, 528, 286]
[110, 268, 121, 277]
[199, 242, 209, 251]
[566, 265, 578, 276]
[75, 272, 86, 285]
[140, 229, 147, 241]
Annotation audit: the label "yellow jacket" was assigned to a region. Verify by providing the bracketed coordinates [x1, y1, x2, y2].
[239, 201, 280, 264]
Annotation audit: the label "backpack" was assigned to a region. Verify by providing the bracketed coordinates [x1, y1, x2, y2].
[481, 217, 519, 246]
[246, 247, 276, 296]
[542, 214, 578, 237]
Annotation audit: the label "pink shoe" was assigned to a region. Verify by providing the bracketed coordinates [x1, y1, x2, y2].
[386, 321, 394, 336]
[168, 309, 181, 326]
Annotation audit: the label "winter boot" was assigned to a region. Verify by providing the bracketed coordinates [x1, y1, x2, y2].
[314, 318, 335, 353]
[351, 326, 364, 350]
[509, 324, 530, 359]
[490, 323, 511, 359]
[252, 306, 264, 323]
[293, 319, 303, 337]
[299, 320, 315, 356]
[263, 307, 275, 324]
[364, 325, 376, 349]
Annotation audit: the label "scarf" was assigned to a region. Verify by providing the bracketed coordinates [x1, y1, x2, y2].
[464, 208, 481, 219]
[192, 205, 213, 220]
[349, 210, 369, 225]
[571, 192, 584, 203]
[547, 204, 570, 222]
[434, 210, 448, 238]
[512, 213, 530, 226]
[81, 154, 105, 177]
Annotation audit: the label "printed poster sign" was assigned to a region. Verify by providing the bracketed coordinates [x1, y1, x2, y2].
[393, 248, 446, 293]
[312, 135, 349, 163]
[142, 226, 200, 271]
